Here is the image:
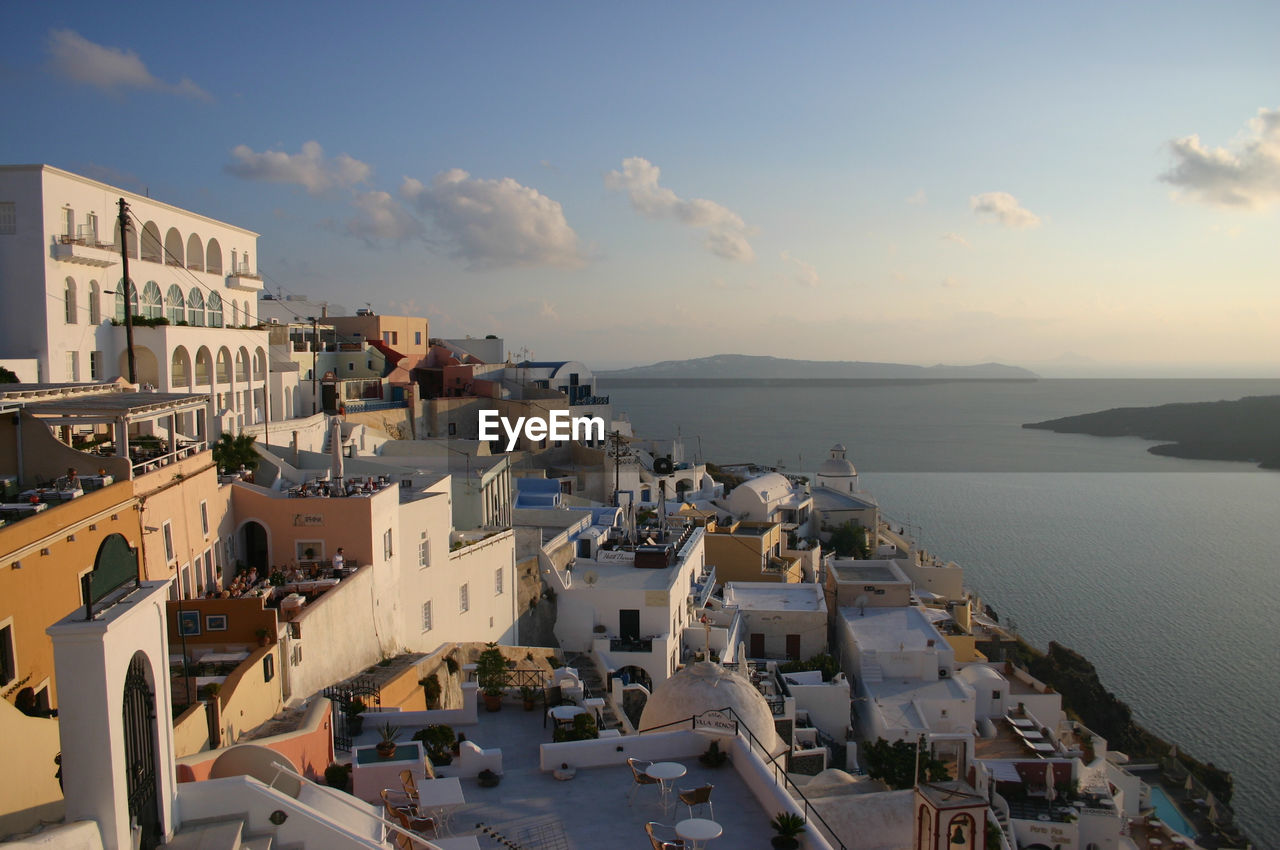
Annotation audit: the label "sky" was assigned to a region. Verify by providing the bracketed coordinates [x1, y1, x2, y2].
[2, 2, 1278, 374]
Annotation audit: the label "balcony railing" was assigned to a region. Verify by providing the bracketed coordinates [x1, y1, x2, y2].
[609, 637, 654, 653]
[53, 234, 119, 268]
[569, 395, 610, 406]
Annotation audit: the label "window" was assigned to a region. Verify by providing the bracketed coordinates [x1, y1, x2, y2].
[206, 292, 223, 327]
[992, 690, 1001, 701]
[141, 281, 162, 319]
[0, 622, 15, 686]
[447, 422, 457, 436]
[383, 528, 394, 560]
[347, 362, 354, 372]
[65, 351, 79, 381]
[494, 568, 504, 595]
[89, 351, 101, 380]
[459, 583, 469, 613]
[421, 601, 433, 632]
[296, 540, 323, 562]
[88, 281, 101, 324]
[86, 212, 98, 243]
[262, 654, 274, 683]
[0, 202, 15, 235]
[64, 278, 77, 323]
[162, 521, 174, 562]
[165, 284, 185, 324]
[418, 538, 430, 568]
[415, 331, 422, 345]
[200, 501, 209, 536]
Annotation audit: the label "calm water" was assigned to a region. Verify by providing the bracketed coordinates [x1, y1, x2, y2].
[602, 378, 1280, 846]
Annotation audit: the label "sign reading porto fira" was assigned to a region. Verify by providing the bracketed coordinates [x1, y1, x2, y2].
[478, 409, 605, 452]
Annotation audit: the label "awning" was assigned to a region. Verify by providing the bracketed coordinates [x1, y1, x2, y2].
[987, 761, 1022, 783]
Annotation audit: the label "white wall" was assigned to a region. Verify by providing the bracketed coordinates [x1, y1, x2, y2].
[788, 678, 852, 741]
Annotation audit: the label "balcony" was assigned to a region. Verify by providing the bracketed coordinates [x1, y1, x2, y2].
[52, 234, 119, 268]
[225, 261, 263, 292]
[609, 636, 654, 653]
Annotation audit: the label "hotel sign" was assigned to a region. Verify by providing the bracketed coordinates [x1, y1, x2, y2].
[293, 514, 325, 527]
[693, 709, 738, 737]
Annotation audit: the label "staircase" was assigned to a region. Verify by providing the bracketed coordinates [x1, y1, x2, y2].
[167, 818, 290, 850]
[563, 652, 624, 731]
[859, 658, 883, 685]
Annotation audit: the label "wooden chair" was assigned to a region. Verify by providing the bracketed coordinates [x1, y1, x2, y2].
[677, 783, 715, 820]
[627, 758, 660, 805]
[644, 821, 686, 849]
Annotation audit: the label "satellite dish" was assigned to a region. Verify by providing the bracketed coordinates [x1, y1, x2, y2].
[583, 570, 599, 586]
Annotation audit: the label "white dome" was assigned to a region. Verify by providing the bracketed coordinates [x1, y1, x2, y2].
[818, 456, 858, 477]
[639, 662, 781, 751]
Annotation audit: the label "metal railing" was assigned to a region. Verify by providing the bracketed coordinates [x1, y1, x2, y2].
[342, 399, 407, 414]
[267, 761, 446, 850]
[638, 706, 848, 849]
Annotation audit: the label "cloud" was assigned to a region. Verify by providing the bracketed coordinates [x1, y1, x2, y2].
[941, 232, 971, 247]
[605, 157, 755, 262]
[346, 190, 423, 243]
[47, 29, 209, 99]
[400, 169, 582, 269]
[781, 250, 820, 287]
[538, 301, 560, 321]
[906, 189, 928, 206]
[941, 275, 961, 289]
[970, 192, 1041, 229]
[226, 141, 372, 195]
[1159, 107, 1280, 209]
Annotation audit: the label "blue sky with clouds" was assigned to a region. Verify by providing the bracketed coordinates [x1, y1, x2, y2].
[3, 2, 1278, 372]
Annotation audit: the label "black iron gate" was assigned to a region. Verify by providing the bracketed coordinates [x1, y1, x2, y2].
[123, 653, 160, 850]
[323, 676, 381, 751]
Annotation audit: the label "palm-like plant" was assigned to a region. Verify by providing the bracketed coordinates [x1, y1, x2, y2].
[213, 432, 259, 473]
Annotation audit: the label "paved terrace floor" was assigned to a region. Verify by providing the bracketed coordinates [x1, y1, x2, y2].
[351, 702, 778, 849]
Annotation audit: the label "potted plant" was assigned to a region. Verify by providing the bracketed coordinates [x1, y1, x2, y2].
[420, 674, 442, 709]
[375, 723, 400, 758]
[343, 698, 366, 736]
[769, 812, 806, 849]
[519, 684, 538, 711]
[255, 627, 271, 647]
[324, 762, 350, 790]
[476, 643, 507, 712]
[699, 740, 729, 768]
[478, 768, 501, 788]
[411, 724, 456, 766]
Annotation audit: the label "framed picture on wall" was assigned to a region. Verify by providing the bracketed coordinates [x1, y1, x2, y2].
[178, 610, 201, 636]
[206, 614, 228, 632]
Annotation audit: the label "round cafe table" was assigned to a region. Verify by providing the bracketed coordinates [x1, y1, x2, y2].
[645, 762, 687, 812]
[676, 817, 723, 849]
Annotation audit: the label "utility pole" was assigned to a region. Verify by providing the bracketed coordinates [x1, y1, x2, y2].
[607, 430, 627, 506]
[308, 316, 318, 414]
[117, 199, 137, 384]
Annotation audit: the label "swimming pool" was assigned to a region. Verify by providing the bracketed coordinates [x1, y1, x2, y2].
[1150, 786, 1196, 838]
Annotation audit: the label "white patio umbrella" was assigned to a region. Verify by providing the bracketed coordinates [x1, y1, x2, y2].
[1045, 763, 1057, 804]
[1184, 774, 1194, 794]
[329, 417, 344, 482]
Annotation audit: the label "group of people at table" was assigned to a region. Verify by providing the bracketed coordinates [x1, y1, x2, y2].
[201, 549, 349, 599]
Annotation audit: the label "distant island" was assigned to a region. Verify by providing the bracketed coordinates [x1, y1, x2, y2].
[1024, 395, 1280, 469]
[597, 353, 1038, 381]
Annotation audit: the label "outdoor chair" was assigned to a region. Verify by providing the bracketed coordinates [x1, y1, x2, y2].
[677, 783, 715, 820]
[380, 789, 436, 848]
[644, 821, 686, 849]
[627, 758, 660, 805]
[399, 769, 421, 804]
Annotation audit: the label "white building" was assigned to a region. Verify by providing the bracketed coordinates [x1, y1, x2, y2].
[720, 471, 813, 535]
[0, 165, 286, 434]
[722, 581, 828, 661]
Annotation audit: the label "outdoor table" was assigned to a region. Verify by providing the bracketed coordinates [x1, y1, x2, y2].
[414, 776, 465, 835]
[547, 705, 586, 725]
[1, 501, 48, 515]
[19, 487, 82, 503]
[676, 818, 723, 849]
[645, 762, 687, 812]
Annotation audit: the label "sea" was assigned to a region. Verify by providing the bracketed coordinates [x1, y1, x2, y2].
[599, 377, 1280, 847]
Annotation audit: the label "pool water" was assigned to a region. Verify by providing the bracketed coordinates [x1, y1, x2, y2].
[1150, 786, 1196, 838]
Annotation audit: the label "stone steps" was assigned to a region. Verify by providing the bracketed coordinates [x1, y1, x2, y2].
[564, 652, 624, 730]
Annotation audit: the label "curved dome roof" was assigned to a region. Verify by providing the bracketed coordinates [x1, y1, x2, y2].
[957, 664, 1005, 686]
[818, 456, 858, 477]
[639, 662, 781, 752]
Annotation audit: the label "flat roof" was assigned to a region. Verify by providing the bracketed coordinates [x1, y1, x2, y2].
[23, 391, 209, 417]
[724, 582, 826, 611]
[840, 605, 948, 652]
[831, 559, 909, 584]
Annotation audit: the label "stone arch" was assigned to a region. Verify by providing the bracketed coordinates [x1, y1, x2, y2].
[88, 280, 101, 324]
[186, 233, 203, 271]
[114, 218, 138, 258]
[194, 346, 213, 387]
[115, 279, 138, 321]
[164, 228, 184, 267]
[206, 292, 223, 328]
[187, 289, 205, 326]
[235, 347, 250, 382]
[170, 346, 192, 389]
[253, 347, 266, 381]
[205, 238, 223, 275]
[121, 649, 161, 848]
[674, 476, 695, 498]
[165, 285, 185, 324]
[215, 347, 233, 384]
[64, 276, 77, 324]
[141, 281, 163, 319]
[122, 345, 161, 386]
[237, 520, 270, 569]
[140, 221, 163, 263]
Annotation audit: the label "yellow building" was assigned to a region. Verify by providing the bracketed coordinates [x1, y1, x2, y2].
[704, 519, 802, 584]
[329, 312, 430, 359]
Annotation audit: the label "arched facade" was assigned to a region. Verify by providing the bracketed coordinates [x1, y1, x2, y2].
[170, 347, 192, 389]
[141, 281, 162, 319]
[164, 228, 184, 266]
[140, 221, 163, 263]
[88, 280, 101, 324]
[206, 292, 223, 327]
[187, 289, 204, 326]
[165, 285, 185, 325]
[186, 233, 204, 271]
[64, 277, 77, 324]
[194, 346, 212, 386]
[206, 238, 223, 274]
[115, 279, 138, 321]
